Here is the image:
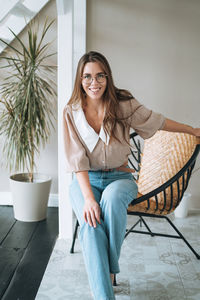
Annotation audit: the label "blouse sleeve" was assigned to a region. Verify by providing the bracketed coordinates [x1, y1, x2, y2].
[120, 98, 166, 139]
[63, 106, 90, 172]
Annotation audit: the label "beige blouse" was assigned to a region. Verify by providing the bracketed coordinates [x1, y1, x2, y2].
[63, 98, 166, 172]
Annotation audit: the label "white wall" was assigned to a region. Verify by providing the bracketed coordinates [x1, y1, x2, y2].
[87, 0, 200, 209]
[1, 0, 200, 210]
[0, 0, 58, 195]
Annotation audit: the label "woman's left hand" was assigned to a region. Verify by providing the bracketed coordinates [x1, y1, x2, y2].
[192, 128, 200, 137]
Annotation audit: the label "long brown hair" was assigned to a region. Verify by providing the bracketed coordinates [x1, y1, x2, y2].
[68, 51, 134, 141]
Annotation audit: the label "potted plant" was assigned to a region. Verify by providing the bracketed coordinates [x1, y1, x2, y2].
[0, 19, 57, 222]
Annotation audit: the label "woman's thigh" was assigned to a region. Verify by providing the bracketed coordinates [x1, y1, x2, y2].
[101, 178, 138, 209]
[69, 178, 102, 226]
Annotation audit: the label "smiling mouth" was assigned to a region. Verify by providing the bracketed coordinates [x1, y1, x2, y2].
[89, 87, 101, 92]
[88, 87, 102, 95]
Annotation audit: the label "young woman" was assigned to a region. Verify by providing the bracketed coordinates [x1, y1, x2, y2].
[63, 51, 200, 300]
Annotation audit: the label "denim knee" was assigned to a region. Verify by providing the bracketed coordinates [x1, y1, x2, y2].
[79, 221, 107, 243]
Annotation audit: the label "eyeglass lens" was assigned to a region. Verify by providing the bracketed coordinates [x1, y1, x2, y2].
[82, 74, 107, 84]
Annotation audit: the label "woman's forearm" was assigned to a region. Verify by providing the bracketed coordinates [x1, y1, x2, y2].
[75, 171, 95, 201]
[75, 171, 101, 227]
[162, 118, 195, 135]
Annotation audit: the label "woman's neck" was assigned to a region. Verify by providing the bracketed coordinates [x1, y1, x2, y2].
[84, 97, 104, 114]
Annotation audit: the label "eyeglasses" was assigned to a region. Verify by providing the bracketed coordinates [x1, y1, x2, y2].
[81, 73, 108, 84]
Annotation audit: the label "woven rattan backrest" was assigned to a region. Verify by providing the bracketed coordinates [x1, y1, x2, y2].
[137, 131, 198, 208]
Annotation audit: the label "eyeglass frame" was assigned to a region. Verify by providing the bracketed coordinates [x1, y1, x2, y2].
[81, 73, 108, 84]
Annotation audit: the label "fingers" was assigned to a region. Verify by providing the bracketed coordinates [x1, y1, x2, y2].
[84, 210, 96, 227]
[94, 209, 101, 225]
[83, 211, 87, 224]
[90, 211, 97, 228]
[84, 207, 101, 228]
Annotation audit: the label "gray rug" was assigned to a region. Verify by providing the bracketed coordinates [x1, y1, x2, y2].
[36, 213, 200, 300]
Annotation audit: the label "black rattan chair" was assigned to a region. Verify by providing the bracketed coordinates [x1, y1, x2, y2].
[70, 131, 200, 260]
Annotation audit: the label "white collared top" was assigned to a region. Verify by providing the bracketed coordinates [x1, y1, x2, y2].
[72, 106, 110, 153]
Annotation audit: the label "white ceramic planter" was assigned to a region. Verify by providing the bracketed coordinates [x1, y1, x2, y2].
[174, 192, 191, 218]
[10, 173, 52, 222]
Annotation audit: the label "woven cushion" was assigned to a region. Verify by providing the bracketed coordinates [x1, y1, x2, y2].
[128, 131, 199, 214]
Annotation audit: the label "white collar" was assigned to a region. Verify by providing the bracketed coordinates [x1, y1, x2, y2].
[72, 106, 110, 152]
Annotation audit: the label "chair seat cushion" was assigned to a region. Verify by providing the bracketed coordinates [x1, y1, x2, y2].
[128, 199, 172, 215]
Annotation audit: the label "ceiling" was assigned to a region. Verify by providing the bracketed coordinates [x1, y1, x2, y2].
[0, 0, 50, 53]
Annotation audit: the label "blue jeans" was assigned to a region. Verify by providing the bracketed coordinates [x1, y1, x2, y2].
[69, 169, 138, 300]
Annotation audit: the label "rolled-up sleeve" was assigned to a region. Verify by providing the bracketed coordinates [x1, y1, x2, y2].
[120, 98, 166, 139]
[63, 106, 90, 172]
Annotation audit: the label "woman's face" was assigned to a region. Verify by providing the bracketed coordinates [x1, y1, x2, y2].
[81, 62, 107, 102]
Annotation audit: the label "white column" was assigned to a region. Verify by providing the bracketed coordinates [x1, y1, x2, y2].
[73, 0, 86, 74]
[56, 0, 86, 239]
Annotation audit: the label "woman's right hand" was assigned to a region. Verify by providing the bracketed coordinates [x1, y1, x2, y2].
[83, 198, 101, 228]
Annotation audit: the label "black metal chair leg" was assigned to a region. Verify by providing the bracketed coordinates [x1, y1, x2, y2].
[127, 214, 200, 260]
[113, 274, 117, 286]
[164, 216, 200, 259]
[125, 218, 141, 238]
[70, 220, 79, 253]
[125, 216, 154, 238]
[140, 216, 154, 236]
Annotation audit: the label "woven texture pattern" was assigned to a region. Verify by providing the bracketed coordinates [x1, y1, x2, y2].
[128, 131, 199, 215]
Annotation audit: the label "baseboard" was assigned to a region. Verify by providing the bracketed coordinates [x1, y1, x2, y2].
[0, 192, 58, 207]
[189, 208, 200, 213]
[48, 194, 58, 207]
